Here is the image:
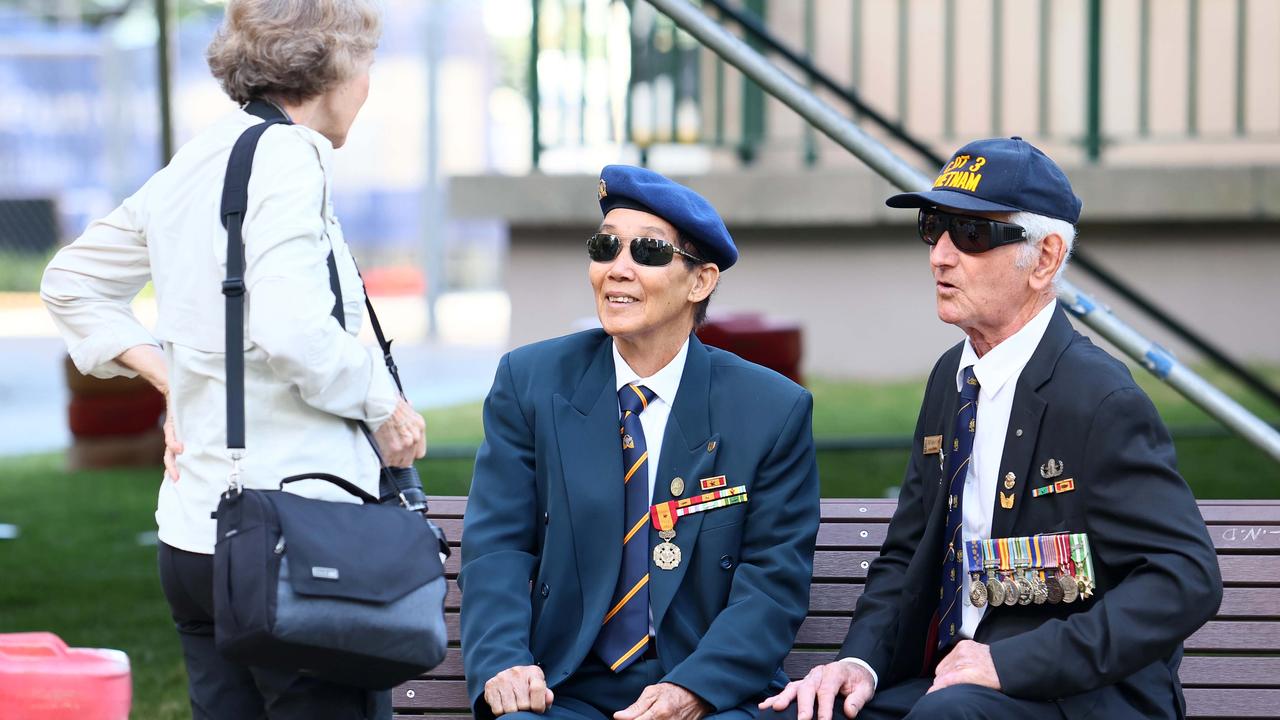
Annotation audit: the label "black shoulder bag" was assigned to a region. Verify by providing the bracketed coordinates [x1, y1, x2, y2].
[211, 100, 447, 690]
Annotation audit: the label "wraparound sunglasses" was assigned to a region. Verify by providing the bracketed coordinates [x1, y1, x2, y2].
[918, 208, 1028, 254]
[587, 233, 709, 267]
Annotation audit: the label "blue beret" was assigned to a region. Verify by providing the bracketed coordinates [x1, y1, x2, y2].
[597, 165, 737, 270]
[886, 136, 1082, 224]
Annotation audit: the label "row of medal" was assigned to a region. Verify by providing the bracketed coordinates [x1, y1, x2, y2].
[963, 533, 1095, 608]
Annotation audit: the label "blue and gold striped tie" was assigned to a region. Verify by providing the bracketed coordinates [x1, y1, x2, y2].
[595, 383, 656, 673]
[938, 365, 979, 648]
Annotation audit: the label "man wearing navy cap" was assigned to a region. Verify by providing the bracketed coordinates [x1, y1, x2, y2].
[461, 165, 820, 720]
[762, 137, 1219, 719]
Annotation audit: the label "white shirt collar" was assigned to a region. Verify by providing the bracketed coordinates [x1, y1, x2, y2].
[956, 300, 1057, 399]
[613, 337, 690, 406]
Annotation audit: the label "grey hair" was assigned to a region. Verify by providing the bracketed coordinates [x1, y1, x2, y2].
[206, 0, 381, 105]
[1010, 211, 1076, 282]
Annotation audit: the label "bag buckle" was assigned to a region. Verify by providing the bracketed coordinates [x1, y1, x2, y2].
[226, 451, 245, 495]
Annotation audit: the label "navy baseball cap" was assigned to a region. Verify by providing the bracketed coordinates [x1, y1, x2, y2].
[597, 165, 738, 270]
[886, 137, 1082, 224]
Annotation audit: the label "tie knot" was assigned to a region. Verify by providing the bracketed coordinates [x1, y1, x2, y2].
[619, 383, 656, 416]
[960, 366, 980, 401]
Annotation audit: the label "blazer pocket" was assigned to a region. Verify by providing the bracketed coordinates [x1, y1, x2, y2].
[699, 504, 747, 531]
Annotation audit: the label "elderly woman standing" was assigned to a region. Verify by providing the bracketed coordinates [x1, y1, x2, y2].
[40, 1, 424, 717]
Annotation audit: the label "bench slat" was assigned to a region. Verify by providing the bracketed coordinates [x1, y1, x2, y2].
[441, 553, 1278, 585]
[438, 614, 1280, 654]
[426, 516, 1280, 553]
[416, 648, 1280, 689]
[389, 682, 1280, 718]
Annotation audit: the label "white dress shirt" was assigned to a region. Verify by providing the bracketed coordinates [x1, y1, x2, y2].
[841, 300, 1057, 687]
[612, 338, 688, 503]
[41, 107, 400, 555]
[955, 299, 1056, 636]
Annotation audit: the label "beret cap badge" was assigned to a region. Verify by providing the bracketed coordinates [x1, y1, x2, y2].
[598, 178, 607, 200]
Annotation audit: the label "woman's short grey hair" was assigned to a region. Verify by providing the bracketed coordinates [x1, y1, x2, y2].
[207, 0, 381, 105]
[1011, 210, 1076, 282]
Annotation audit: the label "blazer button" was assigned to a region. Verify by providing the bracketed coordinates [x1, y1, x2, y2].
[544, 512, 550, 525]
[540, 583, 550, 597]
[719, 555, 734, 570]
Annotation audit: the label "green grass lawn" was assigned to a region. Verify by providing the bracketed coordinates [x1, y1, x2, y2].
[1, 370, 1277, 718]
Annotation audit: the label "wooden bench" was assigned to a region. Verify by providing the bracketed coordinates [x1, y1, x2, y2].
[393, 498, 1280, 719]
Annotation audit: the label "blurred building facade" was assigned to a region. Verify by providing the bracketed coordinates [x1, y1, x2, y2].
[2, 0, 1278, 379]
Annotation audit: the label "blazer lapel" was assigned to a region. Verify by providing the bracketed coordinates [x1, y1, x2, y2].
[649, 336, 718, 631]
[989, 305, 1075, 540]
[553, 336, 625, 624]
[925, 350, 964, 519]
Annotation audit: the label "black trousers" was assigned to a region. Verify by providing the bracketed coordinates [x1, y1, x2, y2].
[850, 677, 1063, 720]
[157, 542, 391, 720]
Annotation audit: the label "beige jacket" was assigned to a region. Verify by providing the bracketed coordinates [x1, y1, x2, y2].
[41, 107, 399, 554]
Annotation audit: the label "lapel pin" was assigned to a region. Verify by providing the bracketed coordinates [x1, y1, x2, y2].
[699, 475, 727, 491]
[923, 435, 943, 455]
[1000, 491, 1015, 510]
[1040, 459, 1064, 479]
[1003, 472, 1016, 490]
[707, 440, 717, 453]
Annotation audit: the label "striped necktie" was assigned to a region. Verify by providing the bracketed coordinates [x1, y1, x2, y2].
[938, 365, 979, 648]
[594, 383, 657, 672]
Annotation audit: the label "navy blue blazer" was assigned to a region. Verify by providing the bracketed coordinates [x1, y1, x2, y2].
[460, 331, 820, 717]
[840, 305, 1222, 719]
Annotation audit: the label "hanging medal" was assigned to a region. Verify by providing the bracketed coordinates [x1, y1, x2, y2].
[650, 501, 681, 570]
[997, 539, 1018, 606]
[966, 540, 987, 608]
[1025, 536, 1049, 604]
[983, 540, 1005, 607]
[1071, 533, 1096, 599]
[1011, 538, 1033, 605]
[1040, 535, 1063, 604]
[1056, 534, 1079, 603]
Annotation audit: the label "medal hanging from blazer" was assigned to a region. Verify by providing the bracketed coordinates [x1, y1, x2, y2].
[963, 533, 1095, 609]
[649, 485, 748, 570]
[211, 99, 449, 690]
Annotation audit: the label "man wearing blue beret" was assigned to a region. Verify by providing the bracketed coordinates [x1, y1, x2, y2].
[461, 165, 820, 720]
[762, 137, 1220, 719]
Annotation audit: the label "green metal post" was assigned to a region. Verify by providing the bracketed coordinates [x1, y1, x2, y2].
[851, 0, 861, 120]
[530, 0, 542, 169]
[897, 0, 908, 126]
[804, 0, 817, 166]
[580, 0, 588, 144]
[1187, 0, 1198, 136]
[991, 0, 1002, 137]
[155, 0, 174, 163]
[738, 0, 766, 164]
[1084, 0, 1102, 162]
[1235, 0, 1247, 136]
[1037, 0, 1050, 137]
[943, 0, 954, 137]
[1138, 0, 1150, 136]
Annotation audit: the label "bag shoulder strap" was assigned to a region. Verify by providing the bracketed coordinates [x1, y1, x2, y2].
[221, 100, 291, 451]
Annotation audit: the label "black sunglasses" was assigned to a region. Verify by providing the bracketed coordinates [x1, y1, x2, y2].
[918, 208, 1028, 254]
[587, 233, 709, 267]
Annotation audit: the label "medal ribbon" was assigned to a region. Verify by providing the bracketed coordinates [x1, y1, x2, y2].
[966, 540, 984, 582]
[997, 538, 1010, 574]
[650, 485, 748, 529]
[1057, 534, 1075, 575]
[1071, 533, 1095, 585]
